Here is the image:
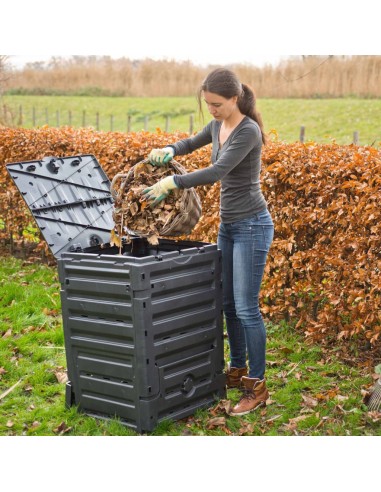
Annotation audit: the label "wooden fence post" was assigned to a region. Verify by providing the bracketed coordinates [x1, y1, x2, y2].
[9, 231, 14, 255]
[165, 115, 170, 132]
[110, 114, 114, 131]
[56, 110, 60, 127]
[144, 116, 149, 131]
[299, 126, 305, 143]
[127, 114, 132, 132]
[18, 105, 23, 126]
[68, 110, 72, 127]
[353, 131, 359, 145]
[45, 108, 49, 125]
[96, 112, 99, 131]
[189, 114, 194, 134]
[32, 107, 36, 126]
[82, 110, 86, 127]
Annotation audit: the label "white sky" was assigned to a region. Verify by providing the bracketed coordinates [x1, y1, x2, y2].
[2, 1, 380, 68]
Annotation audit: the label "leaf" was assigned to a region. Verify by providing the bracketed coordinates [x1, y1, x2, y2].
[206, 416, 226, 429]
[238, 422, 255, 435]
[336, 395, 349, 402]
[266, 360, 278, 367]
[283, 414, 308, 432]
[147, 234, 159, 246]
[129, 202, 139, 216]
[53, 422, 72, 435]
[2, 329, 12, 339]
[367, 411, 381, 422]
[279, 346, 293, 355]
[42, 308, 59, 317]
[110, 229, 121, 247]
[54, 369, 68, 384]
[316, 387, 339, 401]
[210, 399, 232, 416]
[301, 394, 318, 408]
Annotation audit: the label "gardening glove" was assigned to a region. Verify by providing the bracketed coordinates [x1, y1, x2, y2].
[142, 176, 178, 206]
[148, 147, 174, 166]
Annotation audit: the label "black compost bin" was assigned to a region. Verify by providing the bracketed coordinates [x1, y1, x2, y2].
[6, 154, 226, 433]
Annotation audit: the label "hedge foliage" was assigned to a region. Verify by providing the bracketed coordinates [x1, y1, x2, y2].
[1, 126, 380, 348]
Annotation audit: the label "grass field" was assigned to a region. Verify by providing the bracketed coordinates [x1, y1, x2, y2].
[3, 95, 381, 146]
[0, 256, 379, 437]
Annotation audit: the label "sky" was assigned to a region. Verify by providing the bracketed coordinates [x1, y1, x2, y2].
[2, 0, 380, 69]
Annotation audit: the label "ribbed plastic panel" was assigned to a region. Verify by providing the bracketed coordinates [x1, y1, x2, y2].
[6, 155, 114, 257]
[59, 243, 226, 433]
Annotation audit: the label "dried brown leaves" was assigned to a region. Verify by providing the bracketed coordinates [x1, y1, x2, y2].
[111, 161, 184, 245]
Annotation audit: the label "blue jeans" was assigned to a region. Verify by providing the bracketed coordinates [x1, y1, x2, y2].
[217, 209, 274, 379]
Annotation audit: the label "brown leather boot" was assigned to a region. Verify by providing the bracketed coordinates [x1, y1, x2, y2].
[226, 362, 248, 389]
[229, 376, 269, 416]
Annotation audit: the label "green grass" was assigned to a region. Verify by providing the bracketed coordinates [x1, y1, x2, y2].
[262, 98, 381, 146]
[0, 256, 379, 436]
[3, 95, 381, 146]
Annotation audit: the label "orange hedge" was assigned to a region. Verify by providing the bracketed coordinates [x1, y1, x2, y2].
[1, 126, 381, 348]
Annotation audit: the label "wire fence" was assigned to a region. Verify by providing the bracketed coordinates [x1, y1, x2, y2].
[1, 104, 364, 144]
[1, 104, 196, 134]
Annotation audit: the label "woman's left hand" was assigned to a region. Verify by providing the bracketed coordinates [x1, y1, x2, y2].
[141, 176, 178, 206]
[148, 147, 174, 166]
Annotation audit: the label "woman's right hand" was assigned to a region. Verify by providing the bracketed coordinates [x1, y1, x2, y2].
[148, 147, 174, 166]
[141, 175, 178, 206]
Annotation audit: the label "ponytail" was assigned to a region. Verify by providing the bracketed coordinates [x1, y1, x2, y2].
[238, 84, 267, 145]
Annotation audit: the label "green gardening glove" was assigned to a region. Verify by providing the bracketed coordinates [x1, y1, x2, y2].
[141, 176, 178, 206]
[148, 147, 175, 166]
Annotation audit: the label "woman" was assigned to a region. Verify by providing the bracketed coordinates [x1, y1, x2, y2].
[143, 68, 274, 415]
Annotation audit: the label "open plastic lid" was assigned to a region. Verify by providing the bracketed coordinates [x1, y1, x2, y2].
[6, 154, 115, 258]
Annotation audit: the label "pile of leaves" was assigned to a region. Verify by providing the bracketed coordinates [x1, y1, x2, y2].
[1, 126, 381, 351]
[111, 160, 184, 246]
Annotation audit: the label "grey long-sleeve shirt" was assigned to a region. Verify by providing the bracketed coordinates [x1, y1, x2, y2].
[170, 116, 267, 223]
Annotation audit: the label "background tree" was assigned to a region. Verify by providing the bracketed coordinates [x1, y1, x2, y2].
[0, 56, 11, 124]
[0, 56, 10, 95]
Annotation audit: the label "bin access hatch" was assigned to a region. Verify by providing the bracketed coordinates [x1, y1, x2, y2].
[6, 154, 115, 258]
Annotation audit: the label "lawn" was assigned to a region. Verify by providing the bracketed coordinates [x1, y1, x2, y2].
[3, 95, 381, 146]
[0, 256, 380, 437]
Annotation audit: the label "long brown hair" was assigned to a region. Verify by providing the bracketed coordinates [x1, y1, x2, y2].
[197, 67, 267, 145]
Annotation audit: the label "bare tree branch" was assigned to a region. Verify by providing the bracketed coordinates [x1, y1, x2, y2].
[0, 55, 11, 94]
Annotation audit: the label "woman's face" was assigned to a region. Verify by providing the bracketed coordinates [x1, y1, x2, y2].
[203, 91, 238, 121]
